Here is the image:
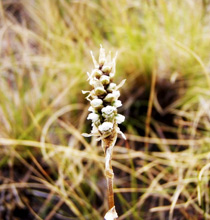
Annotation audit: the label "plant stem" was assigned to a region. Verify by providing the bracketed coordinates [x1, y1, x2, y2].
[102, 130, 118, 218]
[105, 148, 115, 209]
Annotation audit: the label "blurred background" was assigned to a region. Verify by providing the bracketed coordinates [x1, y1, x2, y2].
[1, 0, 210, 219]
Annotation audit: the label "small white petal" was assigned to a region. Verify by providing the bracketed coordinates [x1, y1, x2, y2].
[100, 58, 106, 66]
[107, 83, 116, 92]
[104, 91, 120, 102]
[85, 93, 91, 101]
[117, 127, 126, 139]
[87, 113, 99, 122]
[89, 78, 97, 86]
[99, 45, 106, 65]
[98, 122, 113, 133]
[102, 106, 116, 115]
[88, 106, 94, 112]
[109, 72, 115, 79]
[119, 131, 126, 139]
[113, 90, 120, 99]
[103, 93, 115, 102]
[82, 133, 93, 137]
[91, 99, 103, 108]
[93, 79, 103, 88]
[82, 90, 90, 94]
[115, 114, 125, 124]
[113, 100, 122, 108]
[116, 79, 126, 90]
[91, 124, 99, 134]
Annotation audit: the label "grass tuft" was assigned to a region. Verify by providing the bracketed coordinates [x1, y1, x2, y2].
[1, 0, 210, 219]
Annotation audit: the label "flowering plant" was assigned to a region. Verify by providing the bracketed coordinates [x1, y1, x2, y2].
[83, 45, 126, 220]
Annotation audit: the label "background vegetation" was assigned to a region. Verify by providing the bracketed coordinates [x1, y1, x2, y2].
[1, 0, 210, 219]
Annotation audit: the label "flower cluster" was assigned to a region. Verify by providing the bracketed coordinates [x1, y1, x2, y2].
[82, 45, 126, 140]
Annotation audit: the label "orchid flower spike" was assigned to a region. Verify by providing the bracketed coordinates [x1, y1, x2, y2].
[82, 45, 126, 140]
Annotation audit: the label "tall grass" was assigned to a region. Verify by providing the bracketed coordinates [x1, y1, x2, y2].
[1, 0, 210, 219]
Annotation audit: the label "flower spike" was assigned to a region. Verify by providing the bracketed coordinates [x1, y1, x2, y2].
[82, 45, 126, 140]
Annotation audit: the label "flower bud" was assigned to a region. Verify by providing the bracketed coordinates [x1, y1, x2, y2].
[99, 58, 106, 66]
[102, 65, 112, 73]
[92, 69, 102, 78]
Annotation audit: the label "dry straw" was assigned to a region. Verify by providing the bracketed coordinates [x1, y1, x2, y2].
[83, 45, 126, 219]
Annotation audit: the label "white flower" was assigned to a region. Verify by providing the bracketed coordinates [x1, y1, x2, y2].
[103, 93, 115, 102]
[107, 83, 116, 92]
[87, 113, 99, 122]
[115, 114, 125, 124]
[92, 69, 102, 77]
[102, 106, 116, 115]
[98, 122, 113, 133]
[112, 90, 120, 99]
[94, 87, 107, 96]
[100, 75, 110, 85]
[89, 78, 97, 86]
[102, 65, 112, 73]
[113, 100, 122, 108]
[91, 98, 103, 108]
[93, 80, 107, 95]
[104, 91, 120, 102]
